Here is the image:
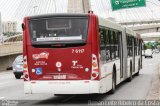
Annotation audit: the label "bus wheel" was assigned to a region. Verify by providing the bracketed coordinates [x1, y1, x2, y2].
[135, 70, 139, 76]
[54, 94, 66, 96]
[15, 74, 21, 79]
[135, 61, 140, 76]
[128, 62, 132, 82]
[110, 71, 116, 94]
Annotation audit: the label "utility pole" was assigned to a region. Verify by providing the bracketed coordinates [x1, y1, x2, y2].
[68, 0, 90, 13]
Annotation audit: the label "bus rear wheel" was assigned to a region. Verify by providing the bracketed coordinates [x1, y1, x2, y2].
[135, 61, 140, 76]
[15, 74, 21, 79]
[110, 72, 116, 94]
[128, 63, 132, 82]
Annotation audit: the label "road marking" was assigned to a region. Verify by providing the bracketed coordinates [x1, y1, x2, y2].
[0, 97, 5, 99]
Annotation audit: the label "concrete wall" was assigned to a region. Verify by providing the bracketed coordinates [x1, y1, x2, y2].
[0, 42, 22, 71]
[0, 53, 22, 71]
[68, 0, 90, 13]
[0, 42, 22, 56]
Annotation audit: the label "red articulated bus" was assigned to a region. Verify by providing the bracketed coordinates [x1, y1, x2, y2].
[22, 12, 142, 94]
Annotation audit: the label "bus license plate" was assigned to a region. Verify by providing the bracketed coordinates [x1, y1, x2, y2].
[53, 75, 66, 79]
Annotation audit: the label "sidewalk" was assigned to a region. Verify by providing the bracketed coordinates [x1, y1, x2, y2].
[158, 64, 160, 100]
[146, 63, 160, 100]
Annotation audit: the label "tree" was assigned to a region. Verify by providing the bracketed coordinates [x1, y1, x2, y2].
[144, 42, 154, 49]
[3, 32, 20, 37]
[157, 45, 160, 50]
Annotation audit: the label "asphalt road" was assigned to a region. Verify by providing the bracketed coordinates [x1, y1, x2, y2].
[0, 54, 160, 106]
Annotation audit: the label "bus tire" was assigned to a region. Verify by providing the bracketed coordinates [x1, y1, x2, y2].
[135, 70, 139, 76]
[54, 94, 66, 96]
[15, 74, 21, 79]
[135, 60, 140, 76]
[110, 67, 116, 94]
[128, 62, 133, 82]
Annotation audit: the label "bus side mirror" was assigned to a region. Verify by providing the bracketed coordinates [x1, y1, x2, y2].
[22, 23, 25, 31]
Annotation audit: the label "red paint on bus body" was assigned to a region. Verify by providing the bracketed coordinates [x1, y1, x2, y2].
[23, 14, 100, 81]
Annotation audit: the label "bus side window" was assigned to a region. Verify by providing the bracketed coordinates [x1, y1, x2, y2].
[131, 36, 134, 56]
[111, 31, 116, 60]
[114, 32, 118, 59]
[112, 31, 116, 59]
[108, 30, 112, 61]
[126, 35, 129, 56]
[99, 29, 104, 45]
[127, 35, 132, 57]
[134, 38, 137, 56]
[99, 28, 106, 63]
[138, 39, 141, 55]
[106, 29, 110, 61]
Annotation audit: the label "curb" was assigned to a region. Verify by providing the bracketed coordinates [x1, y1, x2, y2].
[146, 63, 160, 100]
[159, 64, 160, 100]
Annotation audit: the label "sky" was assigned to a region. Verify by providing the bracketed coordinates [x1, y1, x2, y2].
[0, 0, 22, 21]
[0, 0, 160, 31]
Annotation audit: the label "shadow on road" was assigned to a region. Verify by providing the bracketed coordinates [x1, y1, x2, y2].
[34, 94, 108, 105]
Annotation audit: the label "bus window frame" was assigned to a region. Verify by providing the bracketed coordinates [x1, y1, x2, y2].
[99, 26, 122, 63]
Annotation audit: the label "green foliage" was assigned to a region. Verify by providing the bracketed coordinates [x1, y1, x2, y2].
[3, 32, 20, 37]
[144, 44, 152, 49]
[144, 42, 154, 49]
[144, 41, 160, 50]
[157, 45, 160, 49]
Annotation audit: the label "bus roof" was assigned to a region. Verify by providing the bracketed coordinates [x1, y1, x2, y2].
[126, 28, 136, 36]
[26, 13, 89, 19]
[98, 17, 124, 31]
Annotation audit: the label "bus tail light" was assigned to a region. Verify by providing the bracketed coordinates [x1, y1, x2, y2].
[91, 54, 99, 80]
[92, 62, 97, 67]
[24, 74, 29, 79]
[23, 64, 28, 69]
[23, 56, 30, 81]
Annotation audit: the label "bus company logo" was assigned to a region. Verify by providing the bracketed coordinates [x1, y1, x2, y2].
[32, 52, 49, 60]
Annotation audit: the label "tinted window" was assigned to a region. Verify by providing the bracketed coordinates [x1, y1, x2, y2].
[29, 17, 88, 44]
[99, 27, 121, 62]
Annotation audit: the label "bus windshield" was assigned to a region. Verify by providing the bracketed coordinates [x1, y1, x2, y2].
[29, 17, 88, 45]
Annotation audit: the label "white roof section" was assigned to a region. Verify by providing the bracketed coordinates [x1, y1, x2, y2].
[126, 28, 135, 36]
[98, 17, 124, 31]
